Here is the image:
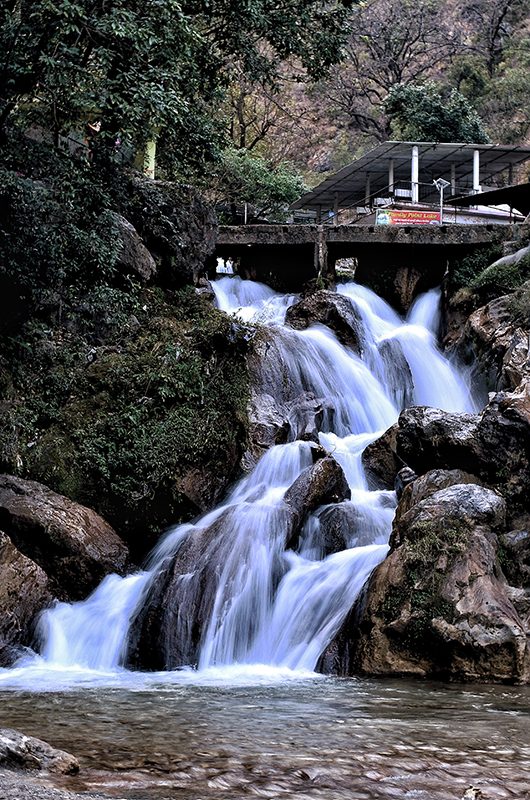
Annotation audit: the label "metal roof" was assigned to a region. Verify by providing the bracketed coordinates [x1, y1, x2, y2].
[292, 141, 530, 210]
[447, 182, 530, 217]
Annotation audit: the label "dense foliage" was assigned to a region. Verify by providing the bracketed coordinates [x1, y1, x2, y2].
[0, 0, 350, 174]
[383, 83, 489, 143]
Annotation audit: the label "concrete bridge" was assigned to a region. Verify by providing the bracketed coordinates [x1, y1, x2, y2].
[212, 223, 521, 310]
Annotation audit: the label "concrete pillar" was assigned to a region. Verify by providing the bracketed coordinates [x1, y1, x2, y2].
[411, 146, 419, 204]
[143, 139, 157, 179]
[388, 159, 394, 193]
[450, 163, 456, 195]
[473, 149, 480, 193]
[316, 206, 322, 224]
[314, 226, 328, 281]
[333, 192, 339, 226]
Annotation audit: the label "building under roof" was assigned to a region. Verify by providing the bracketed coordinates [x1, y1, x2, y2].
[292, 141, 530, 223]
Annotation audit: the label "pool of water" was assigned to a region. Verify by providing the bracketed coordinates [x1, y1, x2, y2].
[1, 668, 529, 799]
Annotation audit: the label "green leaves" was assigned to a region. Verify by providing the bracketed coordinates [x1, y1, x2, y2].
[383, 82, 489, 143]
[212, 147, 306, 220]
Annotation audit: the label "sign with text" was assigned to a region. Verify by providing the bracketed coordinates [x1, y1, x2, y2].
[376, 209, 440, 225]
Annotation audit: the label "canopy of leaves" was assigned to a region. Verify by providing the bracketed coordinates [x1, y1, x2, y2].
[384, 83, 489, 143]
[212, 148, 306, 221]
[0, 0, 350, 174]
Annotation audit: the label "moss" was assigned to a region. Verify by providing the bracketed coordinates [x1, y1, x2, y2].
[0, 286, 250, 558]
[380, 525, 468, 655]
[448, 245, 503, 294]
[471, 252, 530, 302]
[506, 282, 530, 327]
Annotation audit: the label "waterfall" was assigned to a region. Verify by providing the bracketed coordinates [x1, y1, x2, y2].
[3, 278, 477, 684]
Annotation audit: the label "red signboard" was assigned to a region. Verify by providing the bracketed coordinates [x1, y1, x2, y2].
[376, 209, 440, 225]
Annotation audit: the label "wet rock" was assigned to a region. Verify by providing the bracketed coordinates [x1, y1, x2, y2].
[128, 455, 349, 670]
[285, 291, 363, 352]
[0, 532, 52, 666]
[361, 425, 400, 490]
[454, 292, 530, 392]
[284, 457, 351, 547]
[110, 212, 157, 282]
[396, 406, 481, 476]
[396, 387, 530, 514]
[316, 501, 383, 555]
[0, 728, 79, 774]
[376, 339, 414, 409]
[285, 393, 330, 443]
[0, 475, 129, 600]
[393, 469, 482, 531]
[324, 483, 530, 683]
[394, 467, 417, 500]
[241, 391, 290, 471]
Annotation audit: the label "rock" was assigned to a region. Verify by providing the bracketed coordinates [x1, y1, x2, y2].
[284, 392, 331, 443]
[110, 212, 157, 282]
[285, 290, 363, 352]
[128, 455, 349, 670]
[323, 483, 530, 683]
[361, 425, 400, 489]
[499, 529, 530, 588]
[0, 532, 52, 665]
[376, 339, 414, 409]
[396, 389, 530, 515]
[454, 293, 530, 392]
[125, 178, 217, 286]
[394, 466, 417, 499]
[316, 499, 392, 556]
[0, 475, 129, 601]
[0, 728, 79, 774]
[396, 406, 482, 476]
[241, 391, 290, 471]
[284, 457, 351, 548]
[394, 469, 481, 529]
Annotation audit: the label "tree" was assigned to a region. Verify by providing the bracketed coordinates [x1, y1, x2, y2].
[383, 83, 489, 143]
[322, 0, 463, 142]
[0, 0, 351, 174]
[210, 148, 306, 221]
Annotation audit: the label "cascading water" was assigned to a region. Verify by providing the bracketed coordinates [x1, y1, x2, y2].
[0, 276, 477, 686]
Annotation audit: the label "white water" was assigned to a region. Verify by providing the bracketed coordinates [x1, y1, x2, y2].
[0, 278, 477, 689]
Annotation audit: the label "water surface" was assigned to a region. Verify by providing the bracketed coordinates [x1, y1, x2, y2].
[1, 673, 529, 800]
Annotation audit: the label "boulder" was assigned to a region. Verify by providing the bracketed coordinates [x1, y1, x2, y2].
[316, 499, 391, 556]
[499, 528, 530, 588]
[361, 424, 400, 489]
[396, 406, 482, 476]
[0, 532, 52, 665]
[128, 455, 349, 670]
[322, 483, 530, 684]
[0, 729, 79, 774]
[284, 457, 351, 547]
[0, 475, 129, 600]
[110, 212, 157, 282]
[393, 468, 482, 530]
[285, 291, 363, 353]
[125, 178, 217, 286]
[454, 293, 530, 392]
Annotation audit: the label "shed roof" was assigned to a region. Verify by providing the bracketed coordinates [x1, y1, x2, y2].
[447, 182, 530, 217]
[292, 141, 530, 210]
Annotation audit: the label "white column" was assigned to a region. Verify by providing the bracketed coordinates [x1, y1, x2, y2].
[451, 163, 456, 195]
[388, 159, 394, 193]
[473, 149, 480, 193]
[411, 146, 419, 203]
